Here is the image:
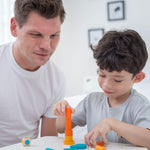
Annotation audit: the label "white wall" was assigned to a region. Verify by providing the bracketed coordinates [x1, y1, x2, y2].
[0, 0, 150, 97]
[53, 0, 150, 96]
[0, 0, 15, 44]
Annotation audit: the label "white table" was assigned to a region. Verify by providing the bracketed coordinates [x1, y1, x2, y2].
[0, 136, 148, 150]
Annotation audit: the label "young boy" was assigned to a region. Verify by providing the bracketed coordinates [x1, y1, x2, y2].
[53, 29, 150, 149]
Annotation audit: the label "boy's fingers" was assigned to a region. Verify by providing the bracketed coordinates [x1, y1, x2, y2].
[101, 134, 108, 145]
[61, 103, 66, 114]
[71, 108, 75, 113]
[90, 131, 99, 146]
[84, 131, 93, 146]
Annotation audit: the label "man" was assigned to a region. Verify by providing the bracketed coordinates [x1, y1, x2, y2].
[0, 0, 66, 147]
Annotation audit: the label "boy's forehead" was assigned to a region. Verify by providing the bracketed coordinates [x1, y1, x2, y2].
[99, 69, 133, 77]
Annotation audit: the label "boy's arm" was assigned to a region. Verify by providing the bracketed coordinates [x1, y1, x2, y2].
[56, 116, 76, 133]
[53, 100, 76, 133]
[111, 119, 150, 149]
[85, 118, 150, 149]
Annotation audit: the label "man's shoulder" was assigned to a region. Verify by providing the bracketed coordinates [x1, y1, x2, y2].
[44, 60, 66, 84]
[0, 43, 11, 54]
[46, 61, 63, 74]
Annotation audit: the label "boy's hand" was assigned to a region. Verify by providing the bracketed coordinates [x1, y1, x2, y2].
[53, 100, 75, 116]
[84, 118, 114, 147]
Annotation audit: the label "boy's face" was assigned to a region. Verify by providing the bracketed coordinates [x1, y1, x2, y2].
[98, 69, 135, 101]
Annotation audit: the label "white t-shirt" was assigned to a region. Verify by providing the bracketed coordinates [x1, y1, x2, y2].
[0, 43, 66, 147]
[72, 89, 150, 144]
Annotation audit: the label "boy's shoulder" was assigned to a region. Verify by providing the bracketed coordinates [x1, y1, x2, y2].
[83, 92, 106, 106]
[128, 89, 150, 109]
[86, 92, 105, 99]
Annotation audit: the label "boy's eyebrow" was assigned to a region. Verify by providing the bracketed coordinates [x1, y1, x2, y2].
[112, 75, 125, 78]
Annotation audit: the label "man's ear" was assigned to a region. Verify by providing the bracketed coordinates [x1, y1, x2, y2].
[10, 17, 18, 37]
[133, 72, 145, 83]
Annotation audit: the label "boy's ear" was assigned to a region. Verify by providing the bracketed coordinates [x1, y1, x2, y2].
[133, 72, 145, 83]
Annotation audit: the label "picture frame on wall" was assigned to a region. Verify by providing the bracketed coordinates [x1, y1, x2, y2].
[88, 28, 104, 47]
[107, 1, 125, 21]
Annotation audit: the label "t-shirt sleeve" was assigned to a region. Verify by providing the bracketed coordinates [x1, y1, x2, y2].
[133, 103, 150, 129]
[72, 96, 88, 126]
[130, 91, 150, 129]
[44, 67, 66, 118]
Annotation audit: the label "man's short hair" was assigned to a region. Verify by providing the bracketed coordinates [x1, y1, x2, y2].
[14, 0, 65, 27]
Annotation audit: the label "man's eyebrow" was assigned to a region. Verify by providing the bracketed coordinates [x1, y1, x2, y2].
[27, 31, 41, 34]
[52, 31, 60, 35]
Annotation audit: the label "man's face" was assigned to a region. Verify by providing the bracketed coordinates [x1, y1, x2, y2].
[98, 69, 135, 102]
[11, 12, 61, 71]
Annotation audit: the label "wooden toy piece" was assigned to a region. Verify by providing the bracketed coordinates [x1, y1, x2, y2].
[63, 107, 74, 145]
[95, 145, 107, 150]
[64, 148, 76, 150]
[70, 143, 87, 149]
[21, 137, 31, 146]
[96, 141, 104, 146]
[45, 148, 55, 150]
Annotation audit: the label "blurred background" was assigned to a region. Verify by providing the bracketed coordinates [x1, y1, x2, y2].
[0, 0, 150, 97]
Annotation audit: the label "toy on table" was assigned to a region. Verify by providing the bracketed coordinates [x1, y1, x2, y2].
[95, 145, 107, 150]
[63, 148, 76, 150]
[70, 143, 87, 149]
[64, 107, 74, 145]
[96, 141, 104, 146]
[21, 137, 31, 147]
[45, 148, 55, 150]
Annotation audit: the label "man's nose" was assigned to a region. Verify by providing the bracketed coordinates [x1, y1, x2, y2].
[40, 37, 51, 50]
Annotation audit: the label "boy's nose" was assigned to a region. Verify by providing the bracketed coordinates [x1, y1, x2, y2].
[103, 79, 112, 89]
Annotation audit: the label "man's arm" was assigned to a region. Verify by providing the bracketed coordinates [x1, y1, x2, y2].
[41, 116, 58, 136]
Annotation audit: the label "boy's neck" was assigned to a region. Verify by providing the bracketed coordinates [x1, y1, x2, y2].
[107, 90, 132, 108]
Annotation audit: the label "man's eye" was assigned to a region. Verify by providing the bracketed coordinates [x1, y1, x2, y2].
[50, 34, 59, 39]
[50, 35, 56, 38]
[32, 34, 41, 37]
[29, 33, 41, 38]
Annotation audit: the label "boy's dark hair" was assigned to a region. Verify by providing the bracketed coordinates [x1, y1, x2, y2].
[91, 29, 148, 76]
[14, 0, 65, 28]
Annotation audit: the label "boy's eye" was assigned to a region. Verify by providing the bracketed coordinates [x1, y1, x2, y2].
[114, 80, 122, 82]
[99, 74, 105, 78]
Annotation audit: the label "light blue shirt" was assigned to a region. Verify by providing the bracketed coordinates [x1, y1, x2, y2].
[72, 89, 150, 143]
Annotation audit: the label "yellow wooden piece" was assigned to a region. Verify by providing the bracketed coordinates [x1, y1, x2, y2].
[63, 135, 74, 145]
[95, 145, 107, 150]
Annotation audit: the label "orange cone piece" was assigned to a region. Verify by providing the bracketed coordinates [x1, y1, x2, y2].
[96, 141, 104, 146]
[63, 107, 74, 145]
